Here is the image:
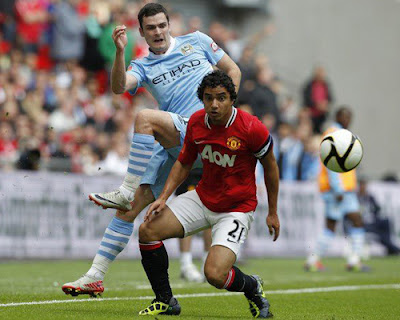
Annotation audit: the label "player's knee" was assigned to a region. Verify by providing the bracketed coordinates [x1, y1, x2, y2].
[138, 223, 157, 243]
[204, 265, 225, 289]
[135, 109, 153, 133]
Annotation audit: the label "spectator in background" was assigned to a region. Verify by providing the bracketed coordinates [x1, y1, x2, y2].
[357, 179, 400, 255]
[248, 67, 279, 122]
[208, 21, 230, 54]
[51, 0, 86, 62]
[15, 0, 48, 53]
[0, 30, 12, 55]
[0, 121, 18, 170]
[80, 1, 107, 72]
[97, 133, 129, 176]
[169, 11, 185, 37]
[296, 134, 320, 181]
[78, 143, 101, 175]
[275, 122, 317, 181]
[48, 97, 81, 133]
[236, 47, 257, 105]
[187, 16, 203, 33]
[16, 136, 41, 170]
[302, 66, 333, 133]
[275, 122, 296, 179]
[98, 7, 135, 69]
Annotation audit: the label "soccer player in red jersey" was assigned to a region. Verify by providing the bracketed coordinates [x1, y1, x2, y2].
[138, 71, 280, 318]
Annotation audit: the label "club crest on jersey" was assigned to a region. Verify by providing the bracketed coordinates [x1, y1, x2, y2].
[181, 44, 194, 56]
[226, 136, 241, 151]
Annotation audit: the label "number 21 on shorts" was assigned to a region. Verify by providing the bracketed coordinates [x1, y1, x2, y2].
[227, 219, 245, 244]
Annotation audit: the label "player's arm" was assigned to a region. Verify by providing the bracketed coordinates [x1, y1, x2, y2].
[111, 25, 138, 94]
[160, 160, 193, 202]
[196, 31, 241, 93]
[144, 160, 193, 221]
[216, 54, 241, 93]
[260, 150, 280, 241]
[145, 119, 198, 221]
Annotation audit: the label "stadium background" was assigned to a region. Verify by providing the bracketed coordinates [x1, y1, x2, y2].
[0, 0, 399, 259]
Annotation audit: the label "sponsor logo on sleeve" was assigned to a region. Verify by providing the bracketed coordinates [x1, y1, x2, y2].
[211, 42, 219, 52]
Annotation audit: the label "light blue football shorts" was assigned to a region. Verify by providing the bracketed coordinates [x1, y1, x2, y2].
[322, 192, 360, 221]
[140, 112, 202, 198]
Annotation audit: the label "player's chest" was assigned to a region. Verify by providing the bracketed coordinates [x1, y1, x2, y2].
[146, 50, 208, 87]
[193, 130, 249, 167]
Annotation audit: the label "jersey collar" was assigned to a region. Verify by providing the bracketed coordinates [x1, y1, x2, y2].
[148, 36, 176, 59]
[205, 106, 237, 129]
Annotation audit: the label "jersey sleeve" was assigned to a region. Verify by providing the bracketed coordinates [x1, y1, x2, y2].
[178, 118, 198, 165]
[126, 60, 143, 95]
[195, 31, 225, 65]
[248, 117, 274, 160]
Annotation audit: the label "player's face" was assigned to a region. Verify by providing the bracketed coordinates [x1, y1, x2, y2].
[139, 13, 171, 54]
[203, 86, 233, 125]
[338, 110, 352, 129]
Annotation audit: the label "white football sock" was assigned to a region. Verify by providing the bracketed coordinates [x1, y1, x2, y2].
[122, 133, 155, 201]
[181, 252, 193, 269]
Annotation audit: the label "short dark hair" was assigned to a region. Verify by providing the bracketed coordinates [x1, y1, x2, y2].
[138, 3, 169, 29]
[197, 70, 237, 102]
[335, 105, 352, 119]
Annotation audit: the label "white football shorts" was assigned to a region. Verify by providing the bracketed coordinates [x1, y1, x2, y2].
[168, 190, 254, 256]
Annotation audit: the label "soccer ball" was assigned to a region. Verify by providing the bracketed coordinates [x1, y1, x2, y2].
[319, 129, 363, 172]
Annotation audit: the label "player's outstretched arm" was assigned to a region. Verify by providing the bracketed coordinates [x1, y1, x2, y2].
[111, 25, 138, 94]
[260, 150, 280, 241]
[216, 54, 242, 93]
[145, 160, 193, 221]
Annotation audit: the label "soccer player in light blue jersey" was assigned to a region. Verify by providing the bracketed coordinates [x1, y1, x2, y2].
[62, 3, 241, 298]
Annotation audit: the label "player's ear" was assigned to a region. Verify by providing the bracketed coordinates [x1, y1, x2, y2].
[139, 27, 145, 37]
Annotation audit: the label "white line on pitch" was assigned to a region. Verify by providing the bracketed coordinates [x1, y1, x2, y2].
[0, 284, 399, 308]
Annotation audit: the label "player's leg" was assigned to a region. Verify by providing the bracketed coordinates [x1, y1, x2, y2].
[63, 147, 173, 296]
[179, 236, 204, 282]
[138, 207, 184, 316]
[344, 192, 370, 271]
[201, 228, 212, 274]
[305, 192, 338, 271]
[62, 185, 154, 297]
[204, 210, 272, 318]
[373, 218, 400, 254]
[175, 168, 205, 282]
[138, 190, 209, 316]
[89, 110, 181, 210]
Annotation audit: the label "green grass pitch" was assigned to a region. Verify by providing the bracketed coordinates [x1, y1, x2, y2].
[0, 257, 399, 319]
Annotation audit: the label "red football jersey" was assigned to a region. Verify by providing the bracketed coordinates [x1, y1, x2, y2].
[178, 107, 273, 213]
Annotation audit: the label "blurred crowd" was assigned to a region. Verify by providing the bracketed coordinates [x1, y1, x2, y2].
[0, 0, 335, 181]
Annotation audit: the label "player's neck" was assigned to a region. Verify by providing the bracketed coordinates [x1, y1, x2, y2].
[149, 47, 169, 55]
[209, 108, 233, 127]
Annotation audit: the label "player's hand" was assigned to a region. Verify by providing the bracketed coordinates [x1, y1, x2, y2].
[266, 212, 280, 241]
[112, 25, 128, 51]
[144, 198, 167, 222]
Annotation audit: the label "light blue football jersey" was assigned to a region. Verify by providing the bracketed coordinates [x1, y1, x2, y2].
[127, 31, 225, 117]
